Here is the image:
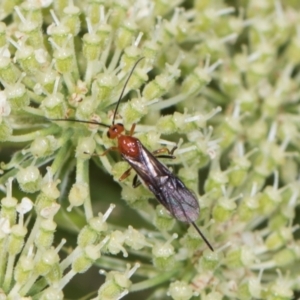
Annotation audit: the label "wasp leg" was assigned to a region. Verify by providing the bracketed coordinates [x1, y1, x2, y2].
[100, 146, 119, 156]
[129, 123, 136, 136]
[119, 167, 132, 181]
[153, 145, 178, 159]
[132, 174, 142, 188]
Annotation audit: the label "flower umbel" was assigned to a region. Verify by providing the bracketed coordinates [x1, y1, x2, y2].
[0, 0, 300, 299]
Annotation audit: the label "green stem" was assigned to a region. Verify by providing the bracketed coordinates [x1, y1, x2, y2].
[7, 125, 60, 143]
[76, 158, 93, 220]
[51, 130, 73, 175]
[130, 268, 179, 292]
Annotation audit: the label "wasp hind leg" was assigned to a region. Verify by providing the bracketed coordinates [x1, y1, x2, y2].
[153, 145, 177, 159]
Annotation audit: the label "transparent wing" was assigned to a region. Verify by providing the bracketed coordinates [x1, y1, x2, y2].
[150, 175, 200, 223]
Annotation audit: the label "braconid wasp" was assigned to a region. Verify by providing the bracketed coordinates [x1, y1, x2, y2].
[51, 57, 214, 251]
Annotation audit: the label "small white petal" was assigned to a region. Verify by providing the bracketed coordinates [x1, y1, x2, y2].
[17, 197, 33, 214]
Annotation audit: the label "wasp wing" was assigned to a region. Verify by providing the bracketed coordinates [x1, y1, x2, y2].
[149, 175, 200, 223]
[122, 140, 200, 223]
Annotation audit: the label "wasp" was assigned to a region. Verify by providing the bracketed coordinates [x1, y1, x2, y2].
[52, 57, 213, 251]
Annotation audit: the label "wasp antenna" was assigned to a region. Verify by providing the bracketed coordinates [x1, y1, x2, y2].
[112, 57, 145, 125]
[191, 222, 214, 252]
[49, 118, 111, 128]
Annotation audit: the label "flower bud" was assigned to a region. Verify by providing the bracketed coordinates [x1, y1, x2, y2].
[204, 170, 228, 200]
[68, 182, 89, 208]
[168, 281, 194, 300]
[16, 165, 42, 193]
[15, 46, 39, 74]
[142, 73, 171, 100]
[30, 135, 57, 158]
[225, 246, 255, 269]
[82, 33, 102, 61]
[54, 48, 74, 74]
[121, 97, 148, 125]
[41, 92, 67, 119]
[8, 224, 27, 255]
[181, 66, 212, 95]
[115, 20, 137, 49]
[35, 249, 59, 276]
[6, 82, 29, 110]
[91, 73, 119, 102]
[97, 264, 139, 300]
[106, 230, 128, 257]
[1, 195, 18, 226]
[76, 137, 96, 159]
[62, 5, 81, 35]
[265, 227, 293, 251]
[0, 56, 17, 84]
[152, 234, 177, 270]
[14, 255, 34, 285]
[78, 214, 109, 247]
[154, 205, 175, 232]
[35, 219, 57, 250]
[72, 245, 100, 273]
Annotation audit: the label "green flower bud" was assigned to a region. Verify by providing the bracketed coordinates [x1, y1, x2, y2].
[40, 287, 64, 300]
[121, 97, 148, 125]
[8, 224, 27, 255]
[20, 1, 43, 26]
[181, 67, 212, 95]
[225, 247, 255, 269]
[265, 227, 293, 251]
[204, 171, 228, 200]
[62, 5, 81, 35]
[228, 156, 251, 187]
[95, 23, 112, 47]
[92, 73, 119, 102]
[6, 82, 29, 110]
[0, 56, 18, 84]
[198, 250, 221, 271]
[115, 20, 137, 49]
[35, 249, 59, 276]
[37, 69, 57, 94]
[15, 46, 40, 74]
[77, 212, 110, 247]
[45, 262, 62, 285]
[142, 73, 171, 100]
[14, 255, 34, 285]
[238, 195, 259, 222]
[1, 196, 17, 226]
[30, 136, 57, 158]
[273, 248, 298, 267]
[41, 92, 67, 119]
[35, 220, 57, 250]
[258, 186, 281, 215]
[72, 245, 100, 273]
[16, 165, 42, 193]
[68, 182, 89, 208]
[49, 24, 70, 48]
[76, 137, 96, 159]
[106, 230, 128, 257]
[124, 225, 151, 250]
[156, 115, 177, 134]
[82, 33, 102, 61]
[152, 234, 177, 270]
[237, 277, 261, 300]
[168, 281, 194, 300]
[54, 48, 74, 74]
[154, 205, 175, 232]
